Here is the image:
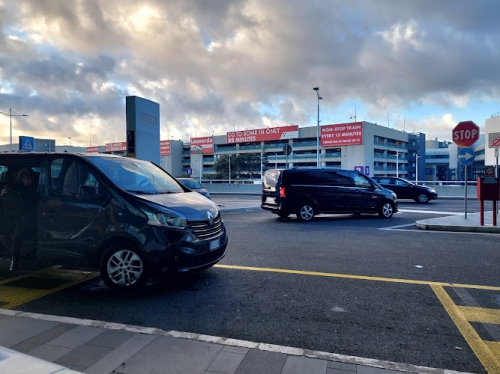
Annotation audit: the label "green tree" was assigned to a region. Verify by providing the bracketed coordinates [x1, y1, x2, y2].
[213, 153, 267, 180]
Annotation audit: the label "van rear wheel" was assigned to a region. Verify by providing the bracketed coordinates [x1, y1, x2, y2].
[378, 202, 394, 218]
[100, 243, 149, 293]
[297, 204, 315, 221]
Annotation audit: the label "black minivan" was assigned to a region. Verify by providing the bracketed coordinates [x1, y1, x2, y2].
[0, 153, 228, 292]
[261, 168, 398, 221]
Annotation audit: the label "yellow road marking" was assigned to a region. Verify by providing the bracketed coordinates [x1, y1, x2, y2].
[458, 306, 500, 324]
[214, 264, 500, 291]
[431, 285, 500, 374]
[485, 341, 500, 359]
[215, 264, 500, 372]
[0, 266, 99, 310]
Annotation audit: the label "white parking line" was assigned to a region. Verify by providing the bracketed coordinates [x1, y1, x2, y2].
[399, 209, 465, 215]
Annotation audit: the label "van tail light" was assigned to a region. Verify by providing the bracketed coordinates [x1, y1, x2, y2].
[280, 187, 286, 198]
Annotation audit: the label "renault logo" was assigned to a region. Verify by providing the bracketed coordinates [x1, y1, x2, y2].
[207, 212, 214, 227]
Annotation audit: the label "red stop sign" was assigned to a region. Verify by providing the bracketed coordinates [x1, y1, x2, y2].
[452, 121, 479, 148]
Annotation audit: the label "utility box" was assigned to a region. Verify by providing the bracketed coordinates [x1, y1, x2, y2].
[477, 177, 500, 226]
[477, 177, 500, 201]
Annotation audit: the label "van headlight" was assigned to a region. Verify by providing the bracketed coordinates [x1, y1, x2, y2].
[142, 208, 187, 228]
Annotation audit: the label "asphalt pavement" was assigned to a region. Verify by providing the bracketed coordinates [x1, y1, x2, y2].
[0, 196, 497, 374]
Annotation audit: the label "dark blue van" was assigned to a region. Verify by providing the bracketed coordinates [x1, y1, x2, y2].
[0, 153, 228, 293]
[261, 168, 398, 221]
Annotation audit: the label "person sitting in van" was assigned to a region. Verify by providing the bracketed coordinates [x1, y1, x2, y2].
[0, 167, 38, 271]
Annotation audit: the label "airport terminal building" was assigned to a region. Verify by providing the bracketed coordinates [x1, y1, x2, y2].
[1, 118, 497, 183]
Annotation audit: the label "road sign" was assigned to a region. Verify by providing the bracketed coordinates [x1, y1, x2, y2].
[488, 132, 500, 148]
[485, 166, 495, 177]
[354, 166, 364, 173]
[186, 167, 192, 175]
[452, 121, 479, 148]
[457, 147, 475, 166]
[283, 144, 292, 156]
[19, 136, 34, 151]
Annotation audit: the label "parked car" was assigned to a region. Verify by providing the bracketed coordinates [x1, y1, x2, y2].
[371, 177, 438, 203]
[0, 153, 228, 293]
[261, 168, 398, 221]
[176, 177, 211, 199]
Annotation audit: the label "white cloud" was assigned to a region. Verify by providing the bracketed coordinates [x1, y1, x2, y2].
[1, 0, 499, 147]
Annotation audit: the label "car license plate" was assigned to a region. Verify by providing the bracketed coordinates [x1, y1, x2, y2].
[209, 238, 221, 251]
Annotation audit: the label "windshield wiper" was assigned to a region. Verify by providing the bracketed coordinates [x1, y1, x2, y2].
[125, 190, 158, 195]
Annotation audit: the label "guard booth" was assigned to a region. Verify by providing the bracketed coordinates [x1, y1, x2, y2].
[477, 177, 500, 226]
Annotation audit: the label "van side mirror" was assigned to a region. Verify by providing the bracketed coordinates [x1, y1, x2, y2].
[78, 185, 100, 201]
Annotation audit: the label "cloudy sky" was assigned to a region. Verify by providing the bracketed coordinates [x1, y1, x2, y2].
[1, 0, 499, 147]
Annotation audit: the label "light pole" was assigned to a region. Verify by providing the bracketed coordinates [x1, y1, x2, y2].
[258, 152, 266, 180]
[396, 152, 401, 178]
[415, 154, 419, 185]
[313, 87, 322, 167]
[227, 156, 232, 184]
[0, 108, 29, 152]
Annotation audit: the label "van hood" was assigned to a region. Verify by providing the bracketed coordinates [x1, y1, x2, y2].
[134, 191, 220, 220]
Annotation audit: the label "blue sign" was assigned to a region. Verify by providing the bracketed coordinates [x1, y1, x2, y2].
[354, 166, 364, 173]
[457, 147, 475, 166]
[19, 136, 35, 152]
[365, 166, 370, 175]
[186, 167, 193, 175]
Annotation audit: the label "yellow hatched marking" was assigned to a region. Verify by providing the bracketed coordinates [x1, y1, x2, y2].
[485, 341, 500, 358]
[457, 306, 500, 325]
[431, 285, 500, 374]
[0, 266, 99, 310]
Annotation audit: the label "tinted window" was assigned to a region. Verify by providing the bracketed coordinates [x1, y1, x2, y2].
[263, 170, 281, 188]
[351, 172, 372, 188]
[377, 178, 393, 185]
[47, 157, 100, 198]
[286, 170, 324, 185]
[324, 170, 353, 186]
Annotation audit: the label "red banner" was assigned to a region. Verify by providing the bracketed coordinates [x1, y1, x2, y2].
[226, 125, 298, 144]
[105, 142, 127, 152]
[190, 136, 213, 154]
[160, 140, 170, 156]
[86, 146, 99, 153]
[321, 122, 363, 147]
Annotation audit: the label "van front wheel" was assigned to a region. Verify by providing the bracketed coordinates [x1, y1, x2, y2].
[297, 204, 315, 221]
[100, 243, 149, 293]
[378, 202, 394, 218]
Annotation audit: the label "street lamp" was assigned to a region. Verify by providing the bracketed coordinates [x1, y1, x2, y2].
[313, 87, 322, 167]
[396, 152, 401, 178]
[0, 108, 29, 152]
[415, 154, 419, 185]
[258, 152, 267, 180]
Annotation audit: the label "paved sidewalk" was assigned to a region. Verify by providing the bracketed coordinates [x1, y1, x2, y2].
[0, 309, 472, 374]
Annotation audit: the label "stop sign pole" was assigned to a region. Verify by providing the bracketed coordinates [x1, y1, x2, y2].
[452, 121, 480, 219]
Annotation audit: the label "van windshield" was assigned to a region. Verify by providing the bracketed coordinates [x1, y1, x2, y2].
[89, 156, 184, 194]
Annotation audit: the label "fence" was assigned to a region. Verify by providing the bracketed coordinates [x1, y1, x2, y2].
[201, 179, 478, 197]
